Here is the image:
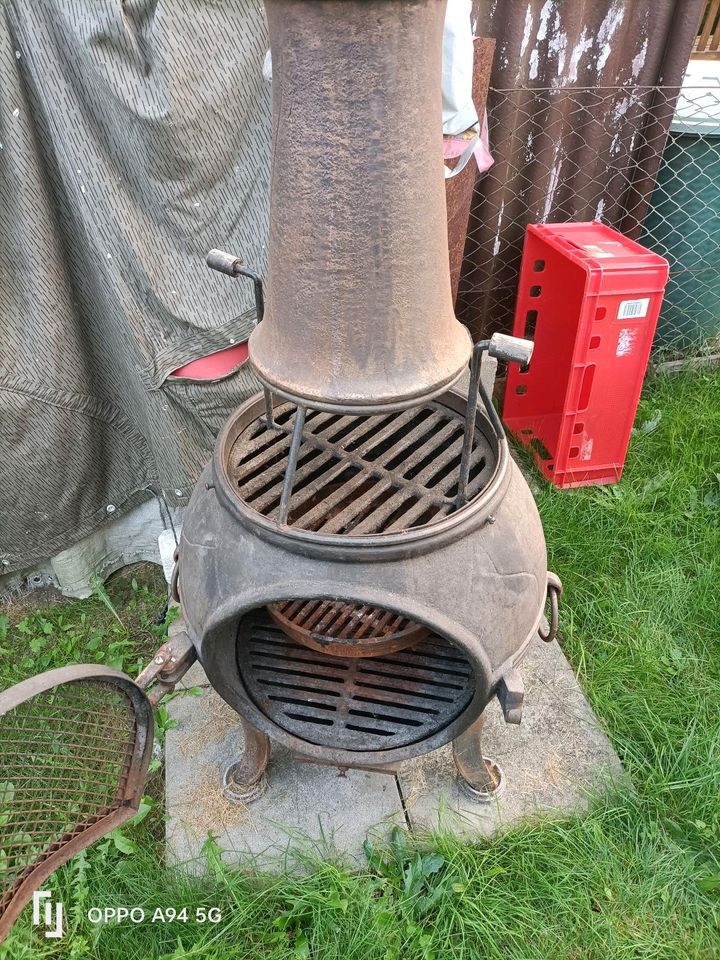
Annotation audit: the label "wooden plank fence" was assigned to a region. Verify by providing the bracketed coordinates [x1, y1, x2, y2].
[693, 0, 720, 58]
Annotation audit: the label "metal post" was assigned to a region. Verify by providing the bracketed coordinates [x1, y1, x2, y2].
[223, 717, 271, 804]
[277, 405, 306, 525]
[457, 338, 512, 508]
[456, 348, 483, 508]
[452, 713, 504, 802]
[263, 387, 275, 429]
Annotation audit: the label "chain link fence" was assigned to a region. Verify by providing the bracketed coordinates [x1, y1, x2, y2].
[459, 83, 720, 362]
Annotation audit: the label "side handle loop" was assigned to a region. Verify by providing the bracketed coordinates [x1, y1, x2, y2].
[539, 572, 563, 643]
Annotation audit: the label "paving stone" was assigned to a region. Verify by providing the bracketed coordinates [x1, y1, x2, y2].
[165, 639, 622, 868]
[177, 659, 210, 689]
[165, 685, 405, 870]
[398, 639, 624, 837]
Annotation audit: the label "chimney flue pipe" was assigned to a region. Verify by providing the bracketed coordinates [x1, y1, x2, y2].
[249, 0, 472, 413]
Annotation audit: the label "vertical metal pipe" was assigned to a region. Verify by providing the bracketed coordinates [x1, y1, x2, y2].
[263, 387, 275, 429]
[277, 406, 306, 525]
[456, 352, 482, 508]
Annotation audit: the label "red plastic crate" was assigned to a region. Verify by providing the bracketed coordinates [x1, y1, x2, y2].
[503, 222, 669, 488]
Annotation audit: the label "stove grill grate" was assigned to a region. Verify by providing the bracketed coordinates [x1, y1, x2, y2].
[228, 400, 495, 535]
[237, 609, 475, 751]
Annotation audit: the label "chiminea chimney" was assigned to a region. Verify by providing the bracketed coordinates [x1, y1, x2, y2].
[248, 0, 472, 412]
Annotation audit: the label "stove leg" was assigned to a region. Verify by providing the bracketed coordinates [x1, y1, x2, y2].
[452, 713, 505, 803]
[223, 718, 270, 804]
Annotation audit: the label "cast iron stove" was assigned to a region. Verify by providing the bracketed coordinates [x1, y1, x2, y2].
[172, 0, 561, 799]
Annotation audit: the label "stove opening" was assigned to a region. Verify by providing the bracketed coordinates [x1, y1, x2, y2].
[235, 604, 476, 753]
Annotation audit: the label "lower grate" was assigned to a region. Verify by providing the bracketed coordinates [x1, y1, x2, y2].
[237, 609, 475, 751]
[267, 599, 429, 657]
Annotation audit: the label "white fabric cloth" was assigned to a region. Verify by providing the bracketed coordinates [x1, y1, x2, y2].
[442, 0, 477, 136]
[0, 500, 181, 601]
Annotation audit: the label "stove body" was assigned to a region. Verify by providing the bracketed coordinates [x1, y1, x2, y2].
[176, 0, 557, 798]
[178, 393, 547, 766]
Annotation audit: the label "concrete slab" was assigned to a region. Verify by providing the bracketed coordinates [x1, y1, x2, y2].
[165, 639, 622, 868]
[177, 658, 211, 690]
[165, 685, 405, 870]
[398, 639, 624, 837]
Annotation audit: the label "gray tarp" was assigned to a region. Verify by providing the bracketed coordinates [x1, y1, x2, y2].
[1, 0, 270, 574]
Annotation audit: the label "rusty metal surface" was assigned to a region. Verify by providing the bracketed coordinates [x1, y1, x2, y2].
[216, 390, 508, 558]
[293, 754, 400, 776]
[135, 610, 197, 705]
[238, 609, 475, 753]
[620, 0, 707, 237]
[0, 667, 152, 944]
[227, 397, 495, 536]
[268, 599, 428, 658]
[178, 388, 549, 766]
[458, 0, 705, 340]
[249, 0, 471, 411]
[446, 37, 495, 305]
[452, 713, 503, 797]
[223, 716, 270, 803]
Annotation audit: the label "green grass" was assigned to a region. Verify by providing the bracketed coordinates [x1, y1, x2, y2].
[2, 371, 720, 959]
[0, 567, 168, 686]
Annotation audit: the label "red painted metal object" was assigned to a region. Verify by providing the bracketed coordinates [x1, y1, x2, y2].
[170, 342, 248, 380]
[503, 222, 669, 488]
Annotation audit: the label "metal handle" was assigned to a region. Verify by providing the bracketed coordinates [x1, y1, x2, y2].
[456, 335, 538, 507]
[539, 572, 563, 642]
[207, 248, 243, 276]
[488, 332, 534, 366]
[455, 338, 513, 504]
[170, 561, 180, 604]
[206, 249, 265, 322]
[135, 610, 197, 706]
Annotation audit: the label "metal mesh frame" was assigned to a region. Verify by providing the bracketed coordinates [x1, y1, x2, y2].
[0, 667, 153, 943]
[460, 83, 720, 361]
